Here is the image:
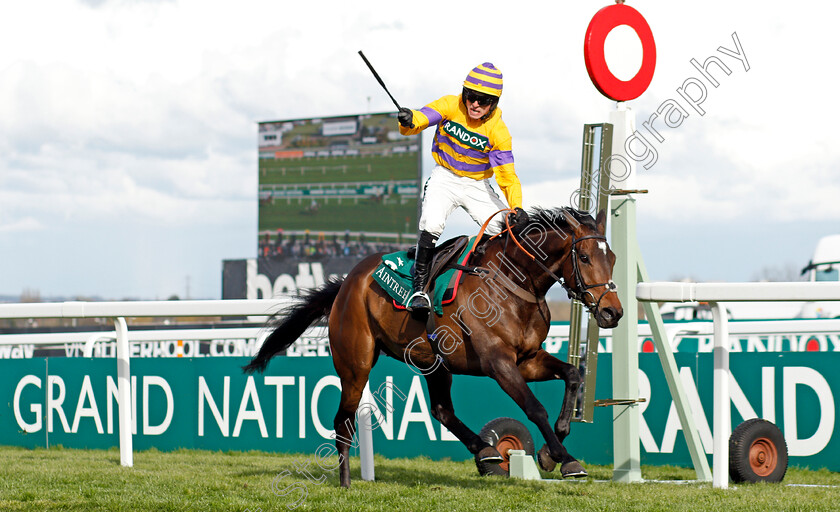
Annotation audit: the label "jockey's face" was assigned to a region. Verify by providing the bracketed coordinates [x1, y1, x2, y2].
[466, 99, 492, 120]
[463, 88, 496, 120]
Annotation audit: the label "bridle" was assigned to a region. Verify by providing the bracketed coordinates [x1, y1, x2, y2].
[559, 234, 617, 313]
[473, 209, 617, 315]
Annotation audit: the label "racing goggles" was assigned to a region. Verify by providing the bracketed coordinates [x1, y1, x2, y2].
[463, 89, 497, 107]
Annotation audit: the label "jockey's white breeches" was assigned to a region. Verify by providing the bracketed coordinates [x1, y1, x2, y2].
[418, 165, 508, 238]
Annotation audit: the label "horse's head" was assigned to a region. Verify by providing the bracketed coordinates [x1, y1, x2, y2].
[505, 207, 623, 328]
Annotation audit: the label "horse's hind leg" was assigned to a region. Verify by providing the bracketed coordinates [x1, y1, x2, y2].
[332, 375, 368, 488]
[484, 352, 586, 478]
[329, 316, 377, 488]
[423, 367, 502, 463]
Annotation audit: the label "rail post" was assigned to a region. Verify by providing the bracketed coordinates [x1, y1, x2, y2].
[711, 302, 731, 489]
[359, 386, 375, 481]
[609, 185, 642, 482]
[114, 316, 133, 467]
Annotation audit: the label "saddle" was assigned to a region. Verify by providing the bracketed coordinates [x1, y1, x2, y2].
[373, 235, 478, 315]
[408, 235, 471, 290]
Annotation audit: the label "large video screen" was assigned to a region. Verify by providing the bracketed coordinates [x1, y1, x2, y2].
[257, 112, 421, 260]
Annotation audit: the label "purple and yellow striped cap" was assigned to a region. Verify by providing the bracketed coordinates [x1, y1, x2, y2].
[463, 62, 503, 98]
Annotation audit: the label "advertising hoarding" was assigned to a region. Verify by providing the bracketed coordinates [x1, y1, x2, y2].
[3, 353, 838, 470]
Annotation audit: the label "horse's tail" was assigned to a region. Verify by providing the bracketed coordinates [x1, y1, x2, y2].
[242, 277, 344, 374]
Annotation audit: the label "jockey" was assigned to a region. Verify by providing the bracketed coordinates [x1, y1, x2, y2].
[398, 62, 527, 313]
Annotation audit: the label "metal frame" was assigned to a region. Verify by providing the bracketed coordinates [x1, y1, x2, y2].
[637, 281, 840, 488]
[607, 103, 711, 482]
[573, 110, 711, 483]
[570, 123, 613, 423]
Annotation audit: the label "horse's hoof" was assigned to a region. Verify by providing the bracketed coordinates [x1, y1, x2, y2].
[560, 460, 588, 478]
[537, 444, 556, 472]
[476, 445, 503, 464]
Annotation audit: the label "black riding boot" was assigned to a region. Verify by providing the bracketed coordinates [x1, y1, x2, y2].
[408, 231, 436, 312]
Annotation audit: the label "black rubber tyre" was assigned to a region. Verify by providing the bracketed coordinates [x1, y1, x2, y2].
[729, 418, 788, 483]
[475, 417, 535, 477]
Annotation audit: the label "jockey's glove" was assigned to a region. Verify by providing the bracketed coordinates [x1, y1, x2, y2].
[508, 207, 529, 227]
[398, 107, 415, 128]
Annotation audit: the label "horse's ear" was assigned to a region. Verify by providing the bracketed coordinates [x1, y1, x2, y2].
[596, 209, 607, 235]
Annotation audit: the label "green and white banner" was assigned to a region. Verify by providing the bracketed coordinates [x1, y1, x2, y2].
[2, 354, 837, 470]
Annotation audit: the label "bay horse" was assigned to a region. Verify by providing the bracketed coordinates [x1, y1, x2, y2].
[244, 207, 623, 487]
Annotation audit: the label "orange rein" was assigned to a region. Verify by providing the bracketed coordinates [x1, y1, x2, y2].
[470, 208, 539, 262]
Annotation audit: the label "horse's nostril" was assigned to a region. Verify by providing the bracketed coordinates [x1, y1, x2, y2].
[599, 307, 620, 326]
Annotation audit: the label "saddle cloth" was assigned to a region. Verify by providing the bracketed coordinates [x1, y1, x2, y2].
[372, 236, 476, 316]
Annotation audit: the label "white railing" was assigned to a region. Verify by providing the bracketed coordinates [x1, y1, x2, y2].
[636, 282, 840, 488]
[0, 299, 296, 468]
[543, 319, 840, 354]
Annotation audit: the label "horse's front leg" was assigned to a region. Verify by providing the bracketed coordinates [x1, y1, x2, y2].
[483, 352, 586, 478]
[518, 349, 582, 442]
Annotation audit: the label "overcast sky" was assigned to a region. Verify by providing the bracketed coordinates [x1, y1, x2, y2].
[1, 1, 838, 300]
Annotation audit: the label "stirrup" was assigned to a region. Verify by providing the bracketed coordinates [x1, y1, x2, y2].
[406, 291, 431, 311]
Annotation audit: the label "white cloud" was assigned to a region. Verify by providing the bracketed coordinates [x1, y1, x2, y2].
[521, 179, 582, 211]
[1, 0, 839, 297]
[0, 216, 44, 234]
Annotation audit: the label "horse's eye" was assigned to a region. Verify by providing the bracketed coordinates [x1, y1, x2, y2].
[580, 254, 590, 264]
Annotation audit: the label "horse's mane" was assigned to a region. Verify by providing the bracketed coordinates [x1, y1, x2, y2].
[494, 206, 598, 237]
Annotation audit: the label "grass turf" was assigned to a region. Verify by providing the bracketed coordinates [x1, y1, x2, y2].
[0, 446, 837, 511]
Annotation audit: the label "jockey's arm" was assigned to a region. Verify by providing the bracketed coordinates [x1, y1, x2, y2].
[399, 96, 452, 136]
[489, 137, 522, 209]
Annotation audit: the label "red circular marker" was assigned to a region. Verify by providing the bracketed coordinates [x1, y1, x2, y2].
[584, 4, 656, 101]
